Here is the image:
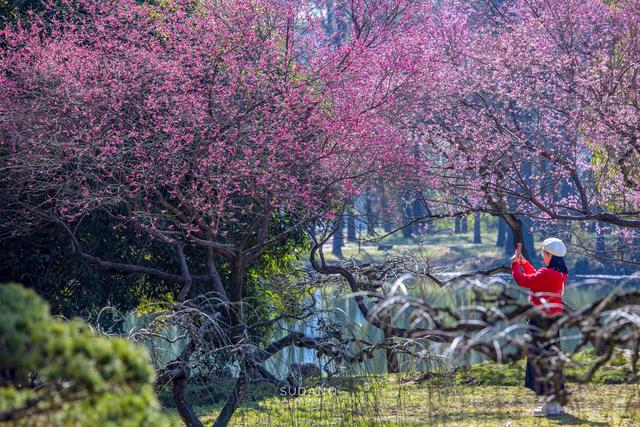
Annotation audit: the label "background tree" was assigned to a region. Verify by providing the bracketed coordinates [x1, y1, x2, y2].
[406, 0, 640, 262]
[371, 0, 640, 374]
[473, 212, 481, 244]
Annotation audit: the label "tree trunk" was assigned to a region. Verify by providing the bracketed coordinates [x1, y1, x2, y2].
[212, 279, 250, 427]
[213, 368, 249, 427]
[496, 217, 506, 247]
[616, 232, 625, 260]
[504, 220, 515, 257]
[380, 189, 392, 233]
[332, 216, 344, 259]
[461, 216, 468, 233]
[173, 370, 204, 427]
[454, 217, 461, 234]
[346, 204, 357, 242]
[385, 341, 399, 374]
[595, 222, 606, 258]
[382, 215, 392, 233]
[164, 342, 202, 427]
[400, 193, 412, 238]
[364, 194, 376, 236]
[229, 258, 246, 303]
[412, 193, 426, 235]
[473, 212, 482, 244]
[521, 217, 536, 262]
[502, 214, 535, 262]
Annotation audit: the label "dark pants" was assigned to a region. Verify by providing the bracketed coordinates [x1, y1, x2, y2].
[525, 315, 565, 397]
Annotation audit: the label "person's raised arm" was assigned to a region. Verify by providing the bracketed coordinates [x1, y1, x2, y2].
[511, 260, 544, 289]
[520, 258, 536, 274]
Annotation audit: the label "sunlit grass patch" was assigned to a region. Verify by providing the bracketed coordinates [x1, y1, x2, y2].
[193, 373, 640, 426]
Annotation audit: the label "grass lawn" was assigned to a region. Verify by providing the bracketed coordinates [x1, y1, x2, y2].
[192, 374, 640, 426]
[315, 237, 505, 272]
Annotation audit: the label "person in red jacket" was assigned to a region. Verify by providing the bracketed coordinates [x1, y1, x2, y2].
[511, 237, 568, 416]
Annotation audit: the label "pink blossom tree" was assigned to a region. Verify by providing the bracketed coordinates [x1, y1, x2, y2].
[0, 0, 434, 424]
[409, 0, 640, 261]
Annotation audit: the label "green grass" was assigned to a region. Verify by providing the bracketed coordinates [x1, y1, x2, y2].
[315, 236, 504, 270]
[313, 219, 615, 274]
[167, 351, 640, 426]
[192, 375, 640, 426]
[454, 349, 636, 386]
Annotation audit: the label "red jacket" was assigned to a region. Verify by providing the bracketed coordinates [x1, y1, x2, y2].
[511, 260, 566, 315]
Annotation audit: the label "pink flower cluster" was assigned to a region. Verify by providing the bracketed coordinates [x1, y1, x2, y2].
[0, 0, 428, 242]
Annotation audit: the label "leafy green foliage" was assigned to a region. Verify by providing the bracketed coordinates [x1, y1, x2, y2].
[0, 211, 178, 319]
[0, 283, 178, 426]
[242, 226, 310, 342]
[0, 206, 309, 325]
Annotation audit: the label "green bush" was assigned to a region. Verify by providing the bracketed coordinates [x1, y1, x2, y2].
[0, 283, 177, 426]
[454, 360, 526, 386]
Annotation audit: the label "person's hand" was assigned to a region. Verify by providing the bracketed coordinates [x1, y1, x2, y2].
[510, 250, 525, 264]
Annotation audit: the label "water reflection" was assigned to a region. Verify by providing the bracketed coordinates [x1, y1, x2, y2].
[264, 273, 640, 379]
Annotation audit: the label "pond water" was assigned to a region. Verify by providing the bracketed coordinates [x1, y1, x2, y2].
[264, 272, 640, 379]
[119, 272, 640, 380]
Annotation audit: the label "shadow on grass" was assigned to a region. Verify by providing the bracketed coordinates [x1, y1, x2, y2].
[545, 413, 607, 426]
[436, 411, 607, 426]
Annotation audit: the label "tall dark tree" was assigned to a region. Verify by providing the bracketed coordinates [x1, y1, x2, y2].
[473, 212, 482, 244]
[0, 209, 176, 318]
[504, 221, 514, 257]
[399, 193, 412, 238]
[496, 217, 507, 247]
[595, 222, 606, 259]
[412, 192, 426, 235]
[503, 215, 535, 262]
[332, 216, 345, 259]
[364, 193, 376, 236]
[379, 184, 393, 233]
[346, 202, 357, 242]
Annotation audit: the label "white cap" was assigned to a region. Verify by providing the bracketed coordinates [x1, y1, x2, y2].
[542, 238, 566, 257]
